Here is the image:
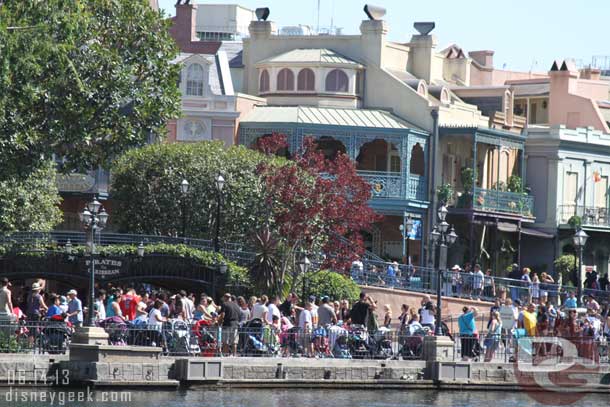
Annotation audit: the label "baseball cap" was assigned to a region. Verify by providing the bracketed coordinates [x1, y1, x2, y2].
[67, 289, 77, 296]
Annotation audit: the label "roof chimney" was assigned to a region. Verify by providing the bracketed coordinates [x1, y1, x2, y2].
[468, 50, 494, 68]
[171, 3, 199, 47]
[580, 67, 601, 81]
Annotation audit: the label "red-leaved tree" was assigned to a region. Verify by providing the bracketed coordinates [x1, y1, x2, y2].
[255, 133, 380, 293]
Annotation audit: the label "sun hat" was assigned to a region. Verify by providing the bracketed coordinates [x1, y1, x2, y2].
[67, 289, 77, 296]
[31, 282, 41, 291]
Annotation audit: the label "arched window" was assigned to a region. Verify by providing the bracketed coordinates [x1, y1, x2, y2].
[277, 68, 295, 91]
[259, 69, 270, 93]
[325, 69, 349, 92]
[297, 68, 315, 91]
[410, 143, 425, 176]
[186, 63, 205, 96]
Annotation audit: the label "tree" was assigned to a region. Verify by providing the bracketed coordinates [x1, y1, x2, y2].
[256, 134, 379, 293]
[554, 254, 576, 286]
[0, 0, 181, 176]
[298, 271, 360, 303]
[0, 161, 63, 232]
[111, 141, 275, 241]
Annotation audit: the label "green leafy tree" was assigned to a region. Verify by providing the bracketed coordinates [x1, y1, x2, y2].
[0, 161, 62, 232]
[554, 254, 576, 286]
[0, 0, 181, 175]
[298, 271, 360, 302]
[111, 141, 274, 241]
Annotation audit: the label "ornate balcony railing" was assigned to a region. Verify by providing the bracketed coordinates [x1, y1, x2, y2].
[358, 170, 404, 199]
[473, 187, 534, 217]
[558, 205, 610, 227]
[357, 171, 427, 201]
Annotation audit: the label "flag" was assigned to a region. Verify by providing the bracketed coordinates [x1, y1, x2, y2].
[593, 171, 602, 183]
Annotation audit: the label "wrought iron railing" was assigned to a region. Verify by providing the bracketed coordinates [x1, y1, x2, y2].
[0, 231, 256, 265]
[558, 205, 610, 227]
[473, 187, 534, 217]
[357, 170, 427, 201]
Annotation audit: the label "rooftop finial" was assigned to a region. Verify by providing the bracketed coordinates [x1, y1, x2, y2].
[414, 22, 435, 35]
[363, 4, 386, 21]
[255, 7, 270, 21]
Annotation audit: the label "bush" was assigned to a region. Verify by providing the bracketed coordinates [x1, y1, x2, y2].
[298, 271, 360, 302]
[436, 184, 454, 205]
[111, 141, 279, 240]
[554, 254, 576, 286]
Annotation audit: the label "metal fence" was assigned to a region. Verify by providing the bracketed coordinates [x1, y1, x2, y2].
[452, 333, 609, 364]
[351, 261, 610, 304]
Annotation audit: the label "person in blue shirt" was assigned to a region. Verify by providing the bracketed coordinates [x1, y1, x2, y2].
[386, 262, 398, 287]
[458, 306, 479, 361]
[563, 291, 578, 310]
[46, 294, 63, 319]
[66, 290, 83, 327]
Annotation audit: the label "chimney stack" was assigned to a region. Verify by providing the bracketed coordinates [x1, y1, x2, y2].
[170, 3, 199, 48]
[468, 50, 494, 68]
[580, 67, 602, 81]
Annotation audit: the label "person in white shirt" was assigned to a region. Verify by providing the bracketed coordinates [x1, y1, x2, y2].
[298, 302, 314, 357]
[419, 295, 436, 329]
[308, 295, 319, 327]
[266, 296, 281, 324]
[180, 290, 195, 321]
[251, 295, 269, 322]
[94, 289, 106, 322]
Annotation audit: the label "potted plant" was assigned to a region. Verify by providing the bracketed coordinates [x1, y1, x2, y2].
[507, 175, 522, 193]
[568, 215, 582, 230]
[436, 184, 454, 205]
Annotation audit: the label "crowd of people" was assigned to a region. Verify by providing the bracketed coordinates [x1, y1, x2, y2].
[0, 267, 609, 362]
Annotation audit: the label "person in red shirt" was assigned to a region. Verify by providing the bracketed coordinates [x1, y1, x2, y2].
[120, 288, 140, 321]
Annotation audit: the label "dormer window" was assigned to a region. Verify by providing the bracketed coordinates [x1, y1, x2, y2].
[259, 69, 270, 93]
[297, 68, 316, 91]
[325, 69, 349, 92]
[277, 68, 295, 91]
[186, 63, 205, 96]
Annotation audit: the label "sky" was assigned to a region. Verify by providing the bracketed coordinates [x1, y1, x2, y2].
[158, 0, 610, 72]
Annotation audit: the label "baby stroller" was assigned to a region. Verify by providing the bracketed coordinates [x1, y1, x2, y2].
[166, 319, 200, 356]
[349, 324, 370, 359]
[282, 326, 304, 356]
[193, 319, 218, 357]
[400, 326, 429, 359]
[42, 315, 71, 354]
[332, 333, 352, 359]
[240, 318, 268, 356]
[98, 316, 128, 345]
[312, 326, 331, 357]
[127, 318, 154, 346]
[262, 325, 280, 356]
[371, 327, 394, 359]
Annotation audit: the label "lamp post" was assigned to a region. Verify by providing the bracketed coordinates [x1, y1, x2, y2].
[572, 228, 589, 307]
[213, 174, 225, 253]
[297, 255, 311, 301]
[399, 213, 414, 265]
[80, 197, 108, 327]
[180, 179, 190, 239]
[429, 204, 458, 336]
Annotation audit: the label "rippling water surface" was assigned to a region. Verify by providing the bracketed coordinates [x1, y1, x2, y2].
[0, 388, 606, 407]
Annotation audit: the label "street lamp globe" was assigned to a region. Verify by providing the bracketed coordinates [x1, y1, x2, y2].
[65, 240, 73, 254]
[447, 226, 458, 245]
[430, 226, 441, 244]
[437, 205, 448, 222]
[298, 256, 311, 274]
[215, 174, 225, 192]
[572, 229, 589, 248]
[97, 209, 109, 228]
[180, 179, 190, 195]
[438, 220, 450, 234]
[87, 198, 102, 214]
[81, 209, 92, 225]
[137, 242, 145, 257]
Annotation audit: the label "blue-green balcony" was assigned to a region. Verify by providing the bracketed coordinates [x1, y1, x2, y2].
[357, 171, 428, 202]
[472, 187, 534, 217]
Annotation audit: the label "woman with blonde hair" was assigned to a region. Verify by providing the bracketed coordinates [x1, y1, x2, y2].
[382, 304, 392, 328]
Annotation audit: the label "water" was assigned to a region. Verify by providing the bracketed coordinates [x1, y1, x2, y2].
[0, 388, 606, 407]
